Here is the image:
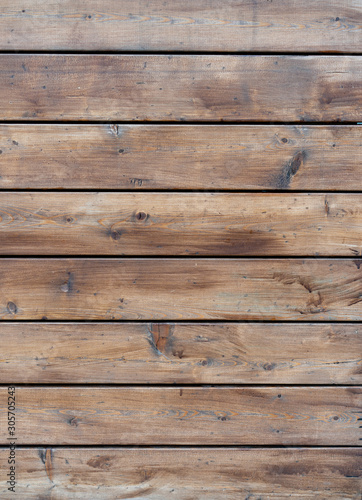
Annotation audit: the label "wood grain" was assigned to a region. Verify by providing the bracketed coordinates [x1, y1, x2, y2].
[1, 55, 361, 122]
[1, 323, 361, 384]
[1, 125, 361, 190]
[1, 258, 362, 320]
[1, 1, 360, 493]
[2, 192, 362, 256]
[0, 447, 360, 499]
[1, 0, 361, 53]
[0, 387, 360, 445]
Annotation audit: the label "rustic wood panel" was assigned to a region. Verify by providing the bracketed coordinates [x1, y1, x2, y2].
[0, 387, 360, 445]
[0, 447, 360, 499]
[1, 323, 361, 384]
[1, 125, 361, 190]
[1, 258, 362, 320]
[2, 192, 362, 256]
[1, 55, 361, 122]
[1, 2, 360, 496]
[1, 0, 361, 53]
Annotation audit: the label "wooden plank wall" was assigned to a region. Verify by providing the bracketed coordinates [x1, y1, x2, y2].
[0, 1, 361, 498]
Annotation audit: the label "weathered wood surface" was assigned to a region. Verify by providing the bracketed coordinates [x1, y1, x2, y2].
[1, 125, 361, 190]
[1, 0, 361, 53]
[2, 192, 362, 256]
[0, 2, 360, 497]
[0, 387, 360, 445]
[1, 323, 361, 384]
[1, 259, 362, 320]
[0, 447, 360, 499]
[1, 55, 361, 122]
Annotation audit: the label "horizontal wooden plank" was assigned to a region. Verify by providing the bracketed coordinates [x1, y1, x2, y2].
[1, 0, 361, 53]
[1, 56, 361, 122]
[1, 323, 361, 384]
[2, 192, 362, 256]
[1, 259, 362, 320]
[1, 125, 361, 190]
[0, 387, 360, 445]
[0, 448, 360, 499]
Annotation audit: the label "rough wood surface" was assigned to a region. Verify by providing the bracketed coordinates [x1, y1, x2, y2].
[1, 258, 362, 320]
[0, 387, 360, 445]
[1, 2, 361, 496]
[2, 192, 362, 256]
[1, 323, 361, 384]
[1, 55, 361, 122]
[1, 0, 361, 53]
[1, 125, 361, 190]
[0, 447, 360, 499]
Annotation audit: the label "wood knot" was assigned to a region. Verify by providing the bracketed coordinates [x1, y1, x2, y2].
[147, 323, 174, 356]
[7, 301, 17, 314]
[87, 455, 115, 470]
[263, 363, 276, 371]
[68, 416, 79, 427]
[136, 211, 147, 221]
[110, 230, 122, 240]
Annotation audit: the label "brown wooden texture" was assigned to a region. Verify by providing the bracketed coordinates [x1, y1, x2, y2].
[1, 323, 361, 384]
[0, 387, 360, 445]
[0, 447, 360, 499]
[1, 192, 362, 256]
[1, 2, 361, 498]
[1, 258, 362, 320]
[1, 125, 361, 190]
[1, 55, 361, 122]
[1, 0, 361, 53]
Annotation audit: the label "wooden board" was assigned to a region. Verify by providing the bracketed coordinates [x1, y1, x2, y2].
[1, 258, 362, 320]
[1, 125, 361, 191]
[1, 323, 361, 385]
[1, 0, 361, 53]
[1, 55, 361, 122]
[0, 447, 360, 499]
[0, 387, 360, 445]
[2, 192, 362, 256]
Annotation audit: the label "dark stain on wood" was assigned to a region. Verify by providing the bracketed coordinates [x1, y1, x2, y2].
[353, 259, 362, 270]
[87, 455, 115, 470]
[275, 151, 306, 188]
